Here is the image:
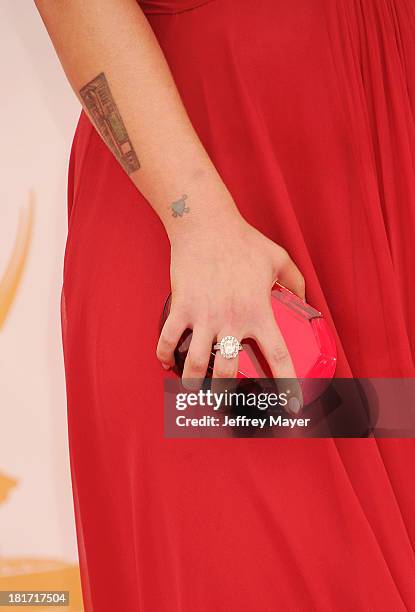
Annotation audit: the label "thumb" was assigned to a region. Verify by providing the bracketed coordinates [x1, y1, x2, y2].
[276, 256, 306, 300]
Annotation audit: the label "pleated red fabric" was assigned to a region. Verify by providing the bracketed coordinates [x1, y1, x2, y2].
[62, 1, 415, 610]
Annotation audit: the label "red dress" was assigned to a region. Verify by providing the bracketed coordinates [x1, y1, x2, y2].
[62, 1, 415, 610]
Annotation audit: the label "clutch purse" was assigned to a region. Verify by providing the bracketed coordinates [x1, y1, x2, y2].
[160, 282, 337, 405]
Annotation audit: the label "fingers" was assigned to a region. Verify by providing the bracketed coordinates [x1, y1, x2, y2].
[159, 307, 303, 414]
[255, 322, 296, 379]
[212, 332, 242, 380]
[254, 315, 303, 413]
[277, 251, 306, 300]
[182, 327, 214, 382]
[157, 312, 187, 369]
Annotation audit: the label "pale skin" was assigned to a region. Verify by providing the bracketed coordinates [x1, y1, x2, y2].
[35, 0, 305, 404]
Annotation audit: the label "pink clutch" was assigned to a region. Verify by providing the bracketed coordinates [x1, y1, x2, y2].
[161, 282, 337, 405]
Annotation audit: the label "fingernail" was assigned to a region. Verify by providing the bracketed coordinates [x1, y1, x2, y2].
[161, 363, 170, 370]
[288, 397, 302, 415]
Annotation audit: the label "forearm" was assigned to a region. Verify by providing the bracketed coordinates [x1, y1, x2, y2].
[34, 0, 240, 242]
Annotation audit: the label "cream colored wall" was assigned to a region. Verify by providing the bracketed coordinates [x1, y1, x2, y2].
[0, 2, 82, 606]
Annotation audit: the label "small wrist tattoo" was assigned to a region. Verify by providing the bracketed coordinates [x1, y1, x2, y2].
[170, 194, 190, 218]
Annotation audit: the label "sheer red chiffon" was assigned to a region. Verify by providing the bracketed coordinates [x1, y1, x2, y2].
[62, 1, 415, 610]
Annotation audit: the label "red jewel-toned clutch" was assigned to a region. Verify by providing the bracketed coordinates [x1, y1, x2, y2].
[160, 282, 337, 405]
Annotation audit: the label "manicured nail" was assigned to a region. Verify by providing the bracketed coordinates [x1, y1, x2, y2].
[288, 397, 302, 415]
[162, 363, 170, 370]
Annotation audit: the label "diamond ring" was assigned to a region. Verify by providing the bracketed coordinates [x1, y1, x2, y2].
[213, 336, 244, 359]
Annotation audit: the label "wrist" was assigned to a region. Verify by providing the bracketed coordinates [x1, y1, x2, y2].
[166, 203, 244, 246]
[164, 181, 244, 246]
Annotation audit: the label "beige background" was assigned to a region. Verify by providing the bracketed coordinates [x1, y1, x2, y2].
[1, 2, 83, 608]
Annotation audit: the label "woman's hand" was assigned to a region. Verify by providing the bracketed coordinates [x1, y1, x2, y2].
[157, 210, 305, 388]
[36, 0, 306, 395]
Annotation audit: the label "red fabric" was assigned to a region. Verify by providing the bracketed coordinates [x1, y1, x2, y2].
[138, 0, 214, 14]
[62, 1, 415, 610]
